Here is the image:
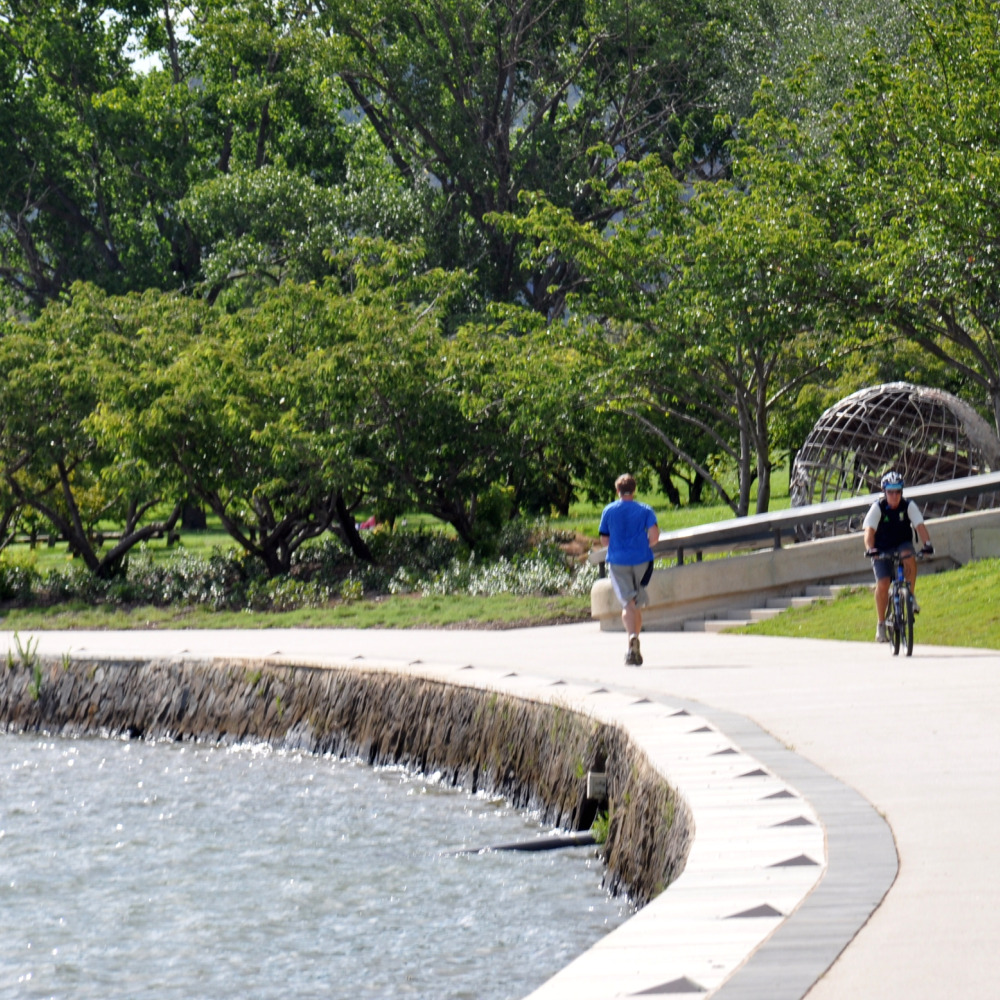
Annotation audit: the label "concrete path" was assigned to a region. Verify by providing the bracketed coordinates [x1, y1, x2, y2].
[4, 624, 999, 998]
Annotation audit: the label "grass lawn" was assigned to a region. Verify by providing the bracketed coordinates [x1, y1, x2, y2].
[732, 557, 1000, 649]
[0, 593, 591, 631]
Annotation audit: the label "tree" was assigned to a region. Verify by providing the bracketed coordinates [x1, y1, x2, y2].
[718, 0, 913, 121]
[0, 285, 190, 576]
[335, 244, 546, 549]
[825, 0, 1000, 432]
[0, 0, 412, 311]
[0, 0, 210, 311]
[179, 124, 426, 307]
[319, 0, 731, 314]
[94, 279, 381, 576]
[708, 0, 1000, 436]
[507, 139, 848, 514]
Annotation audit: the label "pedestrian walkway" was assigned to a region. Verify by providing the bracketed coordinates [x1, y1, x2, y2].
[5, 624, 999, 998]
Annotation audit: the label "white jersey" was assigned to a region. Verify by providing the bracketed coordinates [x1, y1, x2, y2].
[862, 498, 924, 531]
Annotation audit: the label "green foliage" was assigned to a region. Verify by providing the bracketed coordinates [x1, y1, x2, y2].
[0, 0, 749, 314]
[506, 150, 844, 516]
[389, 547, 595, 600]
[6, 632, 42, 700]
[0, 521, 593, 613]
[718, 0, 913, 120]
[28, 660, 44, 702]
[591, 810, 611, 845]
[836, 0, 1000, 430]
[338, 577, 364, 603]
[321, 0, 731, 310]
[721, 0, 1000, 433]
[0, 553, 40, 603]
[0, 285, 187, 576]
[5, 0, 1000, 570]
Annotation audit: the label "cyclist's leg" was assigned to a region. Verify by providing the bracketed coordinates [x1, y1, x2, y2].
[871, 558, 891, 641]
[900, 543, 917, 589]
[873, 563, 891, 622]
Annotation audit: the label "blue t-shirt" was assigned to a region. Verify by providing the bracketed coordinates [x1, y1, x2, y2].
[598, 499, 657, 566]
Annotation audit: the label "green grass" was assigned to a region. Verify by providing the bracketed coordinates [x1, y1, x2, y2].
[732, 558, 1000, 649]
[0, 593, 591, 631]
[8, 527, 238, 575]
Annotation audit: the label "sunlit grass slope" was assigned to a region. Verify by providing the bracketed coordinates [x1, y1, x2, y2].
[732, 558, 1000, 649]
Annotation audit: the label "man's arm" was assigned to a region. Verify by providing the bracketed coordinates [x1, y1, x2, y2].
[600, 534, 610, 546]
[862, 502, 880, 552]
[908, 500, 932, 548]
[647, 524, 660, 546]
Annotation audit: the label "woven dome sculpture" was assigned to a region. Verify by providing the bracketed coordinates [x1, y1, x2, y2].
[790, 382, 1000, 533]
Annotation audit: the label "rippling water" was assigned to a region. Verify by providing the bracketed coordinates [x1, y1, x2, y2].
[0, 734, 628, 1000]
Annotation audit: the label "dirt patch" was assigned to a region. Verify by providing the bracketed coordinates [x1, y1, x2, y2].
[554, 531, 598, 563]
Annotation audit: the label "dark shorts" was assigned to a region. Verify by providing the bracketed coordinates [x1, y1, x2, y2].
[871, 543, 916, 581]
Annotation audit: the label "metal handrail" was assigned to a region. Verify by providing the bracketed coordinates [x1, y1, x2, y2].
[589, 470, 1000, 569]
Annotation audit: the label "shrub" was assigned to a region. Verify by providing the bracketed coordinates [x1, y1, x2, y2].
[0, 554, 40, 603]
[4, 518, 596, 611]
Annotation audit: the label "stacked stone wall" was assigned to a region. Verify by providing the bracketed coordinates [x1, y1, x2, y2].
[0, 654, 690, 905]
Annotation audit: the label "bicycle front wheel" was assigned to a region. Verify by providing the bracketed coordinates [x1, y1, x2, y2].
[904, 586, 915, 657]
[890, 586, 902, 656]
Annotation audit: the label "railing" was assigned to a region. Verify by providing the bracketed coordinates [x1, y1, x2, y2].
[589, 471, 1000, 572]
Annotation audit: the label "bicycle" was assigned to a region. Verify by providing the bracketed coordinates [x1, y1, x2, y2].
[868, 548, 927, 657]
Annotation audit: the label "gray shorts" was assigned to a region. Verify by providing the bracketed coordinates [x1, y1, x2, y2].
[608, 562, 652, 609]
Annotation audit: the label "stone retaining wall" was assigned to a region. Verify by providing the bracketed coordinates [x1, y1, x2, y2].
[0, 653, 691, 905]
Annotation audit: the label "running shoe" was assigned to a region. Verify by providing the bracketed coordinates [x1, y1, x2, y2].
[628, 636, 643, 666]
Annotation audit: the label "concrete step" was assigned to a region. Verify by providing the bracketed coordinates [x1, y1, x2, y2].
[685, 618, 753, 632]
[685, 587, 847, 632]
[719, 607, 784, 621]
[765, 595, 832, 610]
[804, 584, 851, 598]
[747, 607, 786, 621]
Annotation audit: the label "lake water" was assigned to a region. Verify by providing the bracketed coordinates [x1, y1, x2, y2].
[0, 734, 628, 1000]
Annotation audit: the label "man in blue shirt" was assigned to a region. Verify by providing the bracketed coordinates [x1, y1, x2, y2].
[599, 473, 660, 665]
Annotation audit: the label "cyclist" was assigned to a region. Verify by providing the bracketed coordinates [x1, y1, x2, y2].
[863, 471, 934, 643]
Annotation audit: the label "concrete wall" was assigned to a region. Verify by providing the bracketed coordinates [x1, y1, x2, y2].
[592, 508, 1000, 631]
[0, 654, 691, 906]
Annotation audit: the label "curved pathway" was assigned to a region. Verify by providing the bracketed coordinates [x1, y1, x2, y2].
[4, 624, 999, 998]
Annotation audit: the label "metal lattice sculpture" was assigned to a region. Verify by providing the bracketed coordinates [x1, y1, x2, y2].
[790, 382, 1000, 535]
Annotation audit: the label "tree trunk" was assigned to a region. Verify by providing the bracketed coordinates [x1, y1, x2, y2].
[754, 380, 771, 515]
[181, 497, 207, 530]
[736, 402, 753, 517]
[688, 473, 705, 505]
[654, 461, 682, 506]
[335, 492, 374, 563]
